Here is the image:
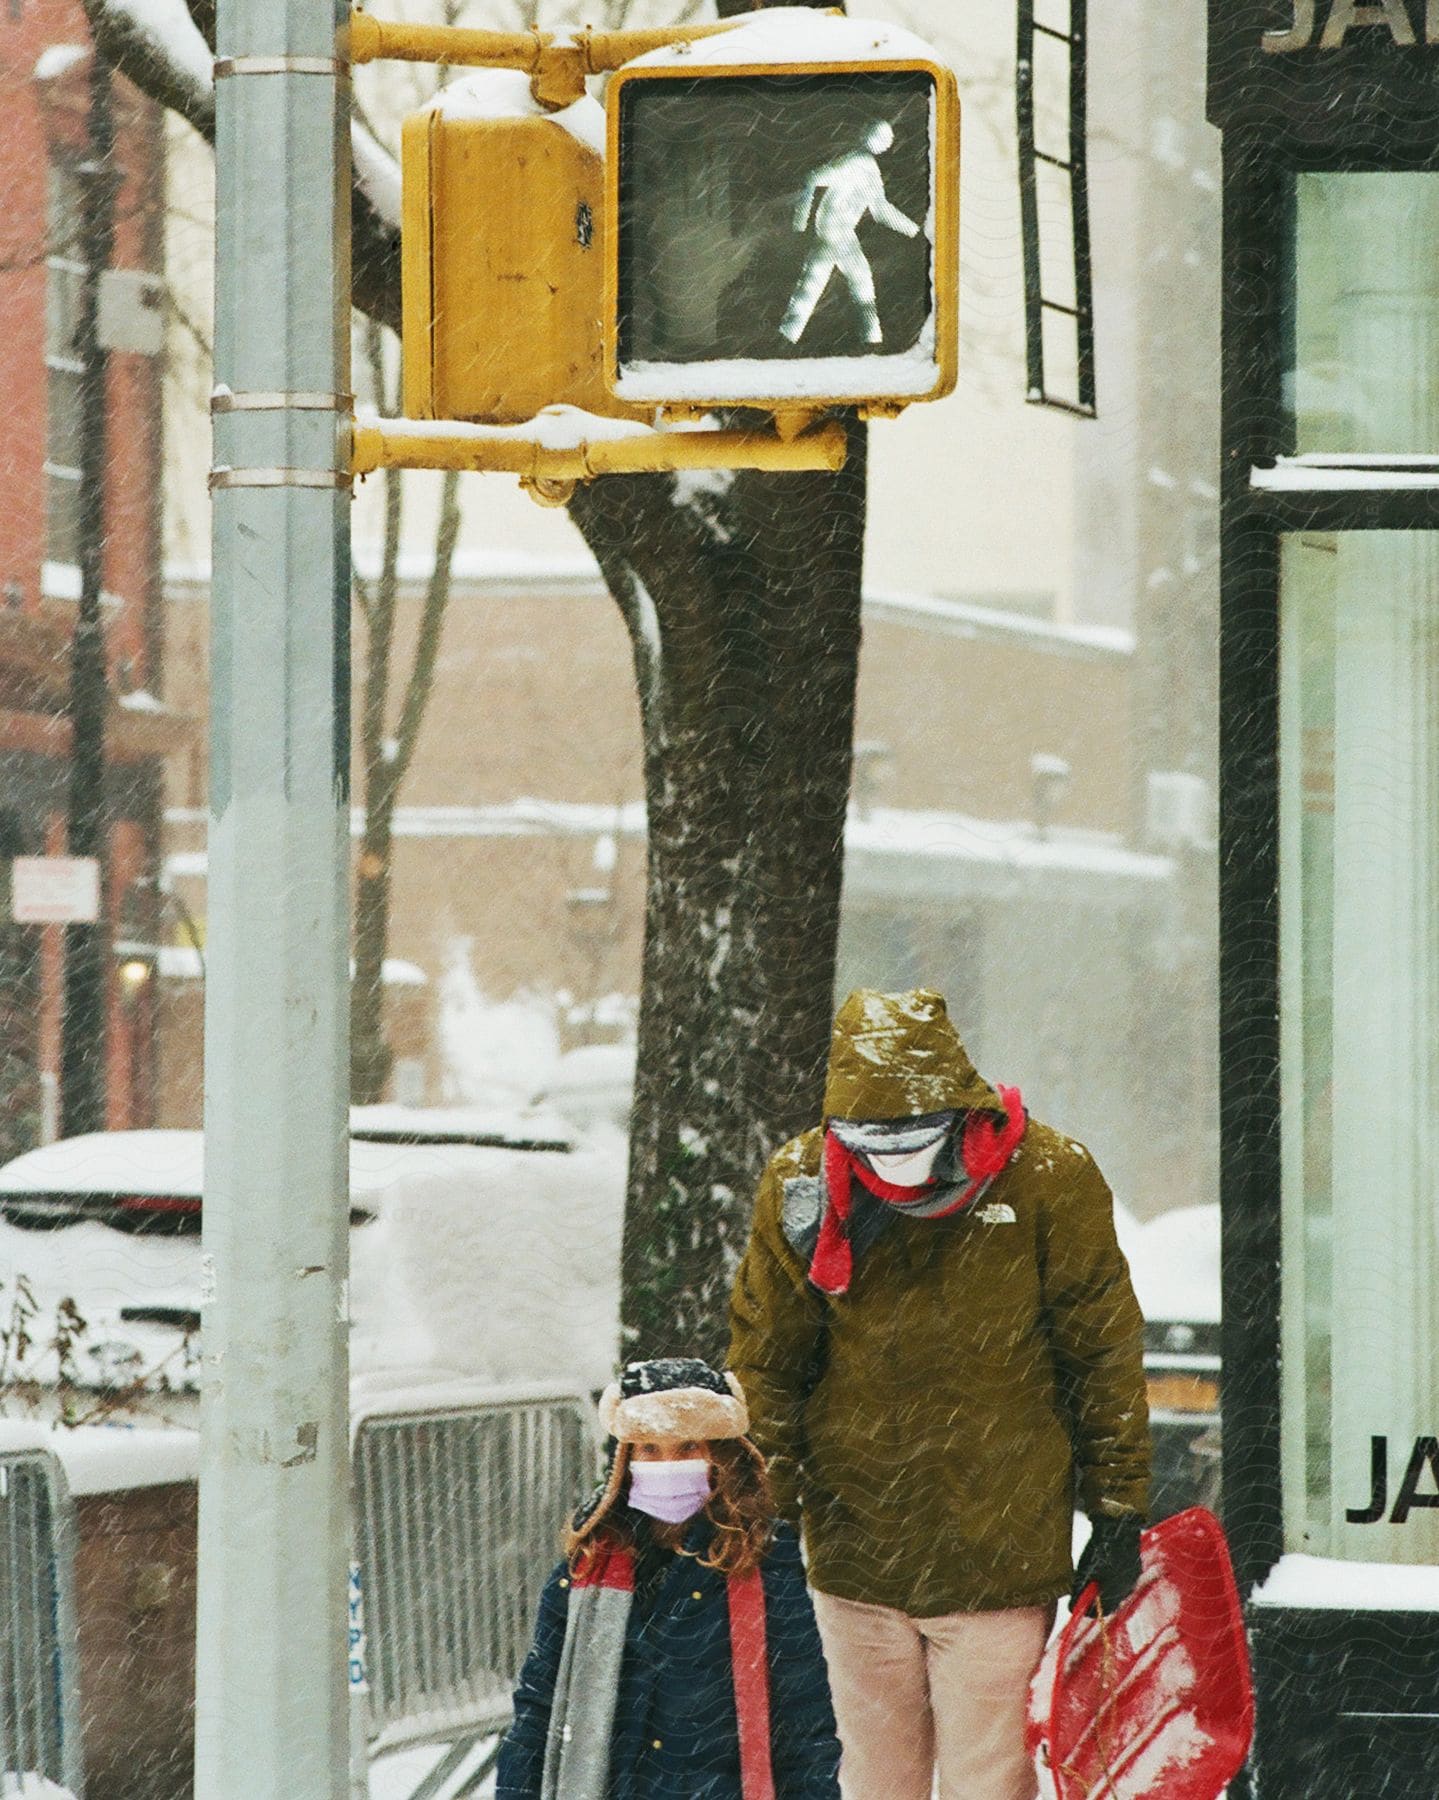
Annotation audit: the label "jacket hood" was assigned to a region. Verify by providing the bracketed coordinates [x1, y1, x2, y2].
[823, 988, 1003, 1123]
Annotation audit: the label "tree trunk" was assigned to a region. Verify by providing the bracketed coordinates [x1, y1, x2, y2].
[570, 411, 867, 1361]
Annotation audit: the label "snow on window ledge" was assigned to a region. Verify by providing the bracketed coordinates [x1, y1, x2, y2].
[1252, 456, 1439, 492]
[34, 42, 88, 82]
[41, 561, 124, 609]
[1252, 1552, 1439, 1613]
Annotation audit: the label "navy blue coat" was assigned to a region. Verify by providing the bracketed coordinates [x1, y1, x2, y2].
[495, 1520, 841, 1799]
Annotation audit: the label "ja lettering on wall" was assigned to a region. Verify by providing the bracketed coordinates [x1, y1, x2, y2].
[1345, 1436, 1439, 1526]
[1264, 0, 1439, 49]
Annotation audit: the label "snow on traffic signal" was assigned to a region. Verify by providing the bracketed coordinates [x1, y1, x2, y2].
[605, 15, 959, 414]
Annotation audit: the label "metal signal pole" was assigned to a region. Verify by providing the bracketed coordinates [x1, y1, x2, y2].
[196, 0, 353, 1790]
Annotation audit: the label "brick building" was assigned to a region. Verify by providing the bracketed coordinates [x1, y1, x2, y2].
[0, 10, 181, 1156]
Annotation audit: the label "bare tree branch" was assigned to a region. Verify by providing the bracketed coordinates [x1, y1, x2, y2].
[82, 0, 404, 328]
[358, 320, 404, 792]
[165, 285, 213, 363]
[390, 469, 460, 791]
[352, 570, 375, 638]
[80, 0, 214, 136]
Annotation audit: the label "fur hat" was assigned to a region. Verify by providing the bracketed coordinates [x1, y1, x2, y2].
[599, 1357, 749, 1443]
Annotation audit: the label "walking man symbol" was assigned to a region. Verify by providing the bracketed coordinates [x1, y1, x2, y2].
[780, 120, 921, 348]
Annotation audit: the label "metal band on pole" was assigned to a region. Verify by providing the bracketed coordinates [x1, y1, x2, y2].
[209, 467, 352, 490]
[211, 390, 352, 412]
[214, 54, 347, 76]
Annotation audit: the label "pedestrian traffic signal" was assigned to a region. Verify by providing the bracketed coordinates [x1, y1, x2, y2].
[388, 14, 957, 468]
[605, 22, 959, 414]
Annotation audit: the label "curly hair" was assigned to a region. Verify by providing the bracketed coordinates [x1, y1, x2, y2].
[565, 1437, 776, 1579]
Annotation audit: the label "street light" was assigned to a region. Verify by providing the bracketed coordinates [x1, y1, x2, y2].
[116, 952, 154, 1000]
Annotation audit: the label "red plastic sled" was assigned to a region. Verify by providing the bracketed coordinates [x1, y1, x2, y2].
[1026, 1507, 1254, 1800]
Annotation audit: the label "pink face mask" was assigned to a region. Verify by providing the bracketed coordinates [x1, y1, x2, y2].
[627, 1458, 713, 1524]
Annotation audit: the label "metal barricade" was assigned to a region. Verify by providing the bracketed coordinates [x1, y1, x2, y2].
[0, 1444, 83, 1796]
[350, 1384, 599, 1799]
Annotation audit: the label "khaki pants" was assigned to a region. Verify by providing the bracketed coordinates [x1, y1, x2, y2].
[811, 1588, 1054, 1800]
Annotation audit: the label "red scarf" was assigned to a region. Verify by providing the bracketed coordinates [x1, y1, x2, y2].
[809, 1087, 1026, 1297]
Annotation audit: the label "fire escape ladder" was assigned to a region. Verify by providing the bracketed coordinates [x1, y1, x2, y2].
[1016, 0, 1096, 418]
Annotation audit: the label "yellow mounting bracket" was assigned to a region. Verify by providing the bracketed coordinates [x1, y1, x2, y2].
[350, 413, 849, 506]
[349, 12, 747, 105]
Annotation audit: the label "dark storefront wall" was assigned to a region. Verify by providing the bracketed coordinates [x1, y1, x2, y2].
[1210, 6, 1439, 1794]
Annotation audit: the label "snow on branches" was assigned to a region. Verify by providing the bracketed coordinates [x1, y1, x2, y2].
[82, 0, 214, 134]
[82, 0, 404, 316]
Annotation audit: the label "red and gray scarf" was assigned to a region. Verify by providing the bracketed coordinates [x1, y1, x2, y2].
[542, 1540, 775, 1800]
[809, 1087, 1027, 1297]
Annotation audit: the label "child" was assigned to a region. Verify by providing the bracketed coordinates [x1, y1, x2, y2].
[496, 1357, 842, 1799]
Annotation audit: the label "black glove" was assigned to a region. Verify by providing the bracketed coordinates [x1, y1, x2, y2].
[1070, 1515, 1143, 1616]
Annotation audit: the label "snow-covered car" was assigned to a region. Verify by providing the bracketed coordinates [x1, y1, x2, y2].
[0, 1128, 405, 1232]
[530, 1041, 636, 1136]
[1123, 1203, 1222, 1517]
[348, 1101, 574, 1154]
[0, 1104, 579, 1232]
[0, 1113, 625, 1420]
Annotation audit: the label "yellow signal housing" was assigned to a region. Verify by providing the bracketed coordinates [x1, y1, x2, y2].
[401, 78, 641, 424]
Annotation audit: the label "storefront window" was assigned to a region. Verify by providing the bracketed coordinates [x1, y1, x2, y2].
[1288, 173, 1439, 454]
[1279, 531, 1439, 1563]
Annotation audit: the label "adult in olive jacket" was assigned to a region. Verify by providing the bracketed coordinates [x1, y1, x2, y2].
[728, 988, 1149, 1800]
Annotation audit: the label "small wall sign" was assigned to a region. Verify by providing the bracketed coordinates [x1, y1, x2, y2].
[11, 855, 101, 924]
